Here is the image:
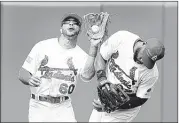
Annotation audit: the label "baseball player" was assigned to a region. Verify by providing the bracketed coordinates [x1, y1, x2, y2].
[18, 13, 97, 122]
[87, 30, 165, 122]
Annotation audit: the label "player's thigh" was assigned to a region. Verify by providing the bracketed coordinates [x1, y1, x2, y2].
[89, 109, 103, 122]
[28, 99, 50, 122]
[53, 101, 77, 122]
[28, 104, 46, 122]
[104, 108, 140, 122]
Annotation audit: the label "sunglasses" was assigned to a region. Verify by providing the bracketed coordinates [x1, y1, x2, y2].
[63, 20, 79, 25]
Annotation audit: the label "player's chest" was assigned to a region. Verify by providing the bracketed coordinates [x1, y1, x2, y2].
[37, 51, 80, 79]
[39, 50, 80, 68]
[108, 58, 139, 84]
[107, 51, 140, 94]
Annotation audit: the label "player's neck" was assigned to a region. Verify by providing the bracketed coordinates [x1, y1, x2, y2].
[58, 35, 77, 49]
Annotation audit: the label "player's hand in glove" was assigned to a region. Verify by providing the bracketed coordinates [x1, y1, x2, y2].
[28, 75, 41, 87]
[84, 12, 110, 43]
[94, 81, 130, 113]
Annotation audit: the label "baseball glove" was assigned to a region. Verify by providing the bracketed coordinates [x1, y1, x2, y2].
[93, 82, 130, 113]
[83, 12, 110, 42]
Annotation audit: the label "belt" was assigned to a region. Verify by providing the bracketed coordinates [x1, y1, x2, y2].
[31, 94, 69, 104]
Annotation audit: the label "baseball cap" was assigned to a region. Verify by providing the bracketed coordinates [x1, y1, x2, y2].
[142, 38, 165, 69]
[61, 13, 82, 27]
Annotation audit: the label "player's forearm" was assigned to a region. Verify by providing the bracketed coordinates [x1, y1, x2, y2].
[81, 56, 96, 81]
[18, 67, 32, 85]
[119, 96, 148, 109]
[81, 45, 98, 81]
[95, 53, 107, 82]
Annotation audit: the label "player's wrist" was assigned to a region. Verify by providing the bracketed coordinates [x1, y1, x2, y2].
[96, 70, 107, 84]
[99, 79, 108, 86]
[90, 42, 98, 48]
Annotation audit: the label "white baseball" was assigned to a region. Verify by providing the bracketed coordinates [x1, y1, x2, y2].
[91, 25, 99, 33]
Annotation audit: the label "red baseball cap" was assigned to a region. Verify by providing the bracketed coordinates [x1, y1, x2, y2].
[142, 38, 165, 69]
[61, 13, 82, 27]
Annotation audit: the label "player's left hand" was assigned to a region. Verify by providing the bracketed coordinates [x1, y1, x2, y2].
[28, 75, 41, 87]
[97, 82, 130, 113]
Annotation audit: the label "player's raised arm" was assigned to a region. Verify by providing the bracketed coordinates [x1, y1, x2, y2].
[81, 12, 110, 81]
[80, 38, 100, 81]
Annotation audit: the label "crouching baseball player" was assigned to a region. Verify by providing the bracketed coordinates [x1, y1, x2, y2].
[88, 30, 165, 122]
[18, 13, 96, 122]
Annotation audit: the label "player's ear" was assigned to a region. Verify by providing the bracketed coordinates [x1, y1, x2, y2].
[78, 27, 82, 34]
[60, 28, 62, 34]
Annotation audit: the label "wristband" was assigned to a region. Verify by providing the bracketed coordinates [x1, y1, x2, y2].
[96, 70, 107, 81]
[99, 79, 108, 85]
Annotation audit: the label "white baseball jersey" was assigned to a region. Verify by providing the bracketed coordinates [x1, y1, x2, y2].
[22, 38, 87, 122]
[22, 38, 88, 97]
[89, 31, 159, 122]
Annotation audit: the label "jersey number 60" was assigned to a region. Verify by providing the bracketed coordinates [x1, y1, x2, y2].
[59, 83, 75, 94]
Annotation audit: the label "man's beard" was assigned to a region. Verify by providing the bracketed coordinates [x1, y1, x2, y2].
[133, 48, 143, 64]
[133, 51, 137, 62]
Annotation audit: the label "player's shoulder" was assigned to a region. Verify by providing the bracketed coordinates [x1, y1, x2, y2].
[40, 38, 57, 44]
[117, 30, 139, 37]
[75, 45, 87, 56]
[142, 64, 159, 78]
[152, 64, 159, 77]
[36, 38, 58, 47]
[110, 30, 140, 40]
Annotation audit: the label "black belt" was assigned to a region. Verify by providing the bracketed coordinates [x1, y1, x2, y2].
[31, 94, 69, 104]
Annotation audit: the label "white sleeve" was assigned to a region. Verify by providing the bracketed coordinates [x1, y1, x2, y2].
[100, 32, 122, 60]
[22, 43, 41, 75]
[136, 76, 158, 99]
[78, 51, 88, 75]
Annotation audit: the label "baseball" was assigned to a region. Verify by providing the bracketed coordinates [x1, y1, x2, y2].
[91, 25, 99, 33]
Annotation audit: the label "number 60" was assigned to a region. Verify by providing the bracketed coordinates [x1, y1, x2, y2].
[59, 83, 75, 94]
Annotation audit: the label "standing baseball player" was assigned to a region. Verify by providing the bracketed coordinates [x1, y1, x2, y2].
[18, 13, 97, 122]
[86, 30, 165, 122]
